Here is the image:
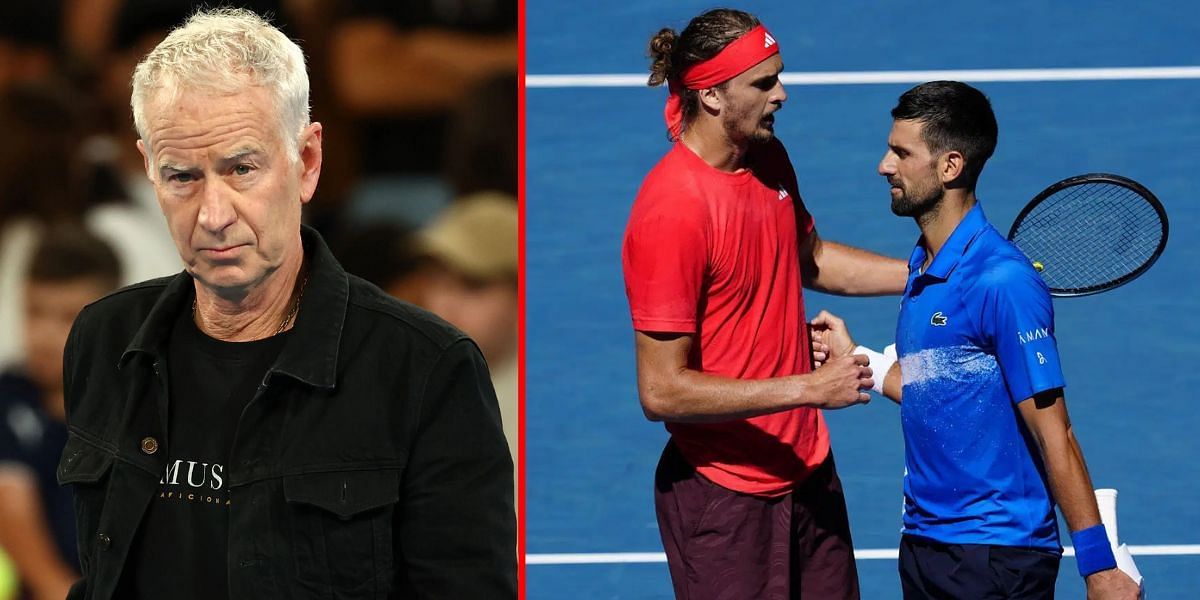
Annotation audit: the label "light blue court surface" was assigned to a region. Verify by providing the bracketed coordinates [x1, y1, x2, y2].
[526, 2, 1200, 597]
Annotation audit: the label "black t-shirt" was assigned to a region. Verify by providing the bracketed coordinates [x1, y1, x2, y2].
[117, 308, 288, 598]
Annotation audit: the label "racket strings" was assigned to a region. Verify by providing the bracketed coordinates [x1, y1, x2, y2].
[1010, 183, 1164, 293]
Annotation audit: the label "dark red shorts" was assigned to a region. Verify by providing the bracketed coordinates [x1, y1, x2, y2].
[654, 441, 860, 600]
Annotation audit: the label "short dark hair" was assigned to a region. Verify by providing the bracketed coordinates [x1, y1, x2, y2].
[28, 222, 121, 289]
[647, 8, 760, 139]
[891, 81, 998, 187]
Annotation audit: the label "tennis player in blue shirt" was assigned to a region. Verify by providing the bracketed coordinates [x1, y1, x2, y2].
[810, 81, 1139, 599]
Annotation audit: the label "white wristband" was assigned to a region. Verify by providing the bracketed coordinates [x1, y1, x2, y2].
[854, 345, 897, 395]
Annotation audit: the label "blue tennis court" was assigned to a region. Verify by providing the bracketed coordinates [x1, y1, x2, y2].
[525, 2, 1200, 597]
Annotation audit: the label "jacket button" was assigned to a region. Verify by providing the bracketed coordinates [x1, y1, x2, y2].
[98, 533, 111, 550]
[140, 437, 159, 455]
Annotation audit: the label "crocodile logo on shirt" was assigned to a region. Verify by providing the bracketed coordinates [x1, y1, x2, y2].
[930, 312, 948, 326]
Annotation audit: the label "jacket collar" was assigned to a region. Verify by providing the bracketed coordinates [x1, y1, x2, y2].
[907, 201, 990, 281]
[120, 225, 347, 390]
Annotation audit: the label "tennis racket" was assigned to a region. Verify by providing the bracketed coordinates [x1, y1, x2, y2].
[1007, 173, 1168, 297]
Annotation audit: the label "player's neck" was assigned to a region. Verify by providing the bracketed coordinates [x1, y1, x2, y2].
[918, 191, 977, 264]
[681, 120, 749, 172]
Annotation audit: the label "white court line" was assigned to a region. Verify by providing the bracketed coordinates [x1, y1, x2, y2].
[526, 66, 1200, 88]
[527, 545, 1200, 565]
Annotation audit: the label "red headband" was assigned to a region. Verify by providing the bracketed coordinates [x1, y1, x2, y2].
[664, 24, 780, 139]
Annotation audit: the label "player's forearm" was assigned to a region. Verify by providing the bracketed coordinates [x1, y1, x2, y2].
[638, 369, 813, 423]
[808, 241, 908, 296]
[882, 362, 903, 403]
[1035, 425, 1104, 532]
[1039, 429, 1139, 593]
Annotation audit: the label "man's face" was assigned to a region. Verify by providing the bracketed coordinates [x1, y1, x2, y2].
[716, 54, 787, 145]
[879, 119, 943, 217]
[24, 277, 111, 394]
[138, 86, 322, 295]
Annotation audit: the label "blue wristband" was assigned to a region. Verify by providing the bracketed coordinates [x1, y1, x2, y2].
[1071, 524, 1117, 577]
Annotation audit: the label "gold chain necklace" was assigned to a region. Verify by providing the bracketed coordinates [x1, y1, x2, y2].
[274, 275, 308, 335]
[192, 274, 308, 336]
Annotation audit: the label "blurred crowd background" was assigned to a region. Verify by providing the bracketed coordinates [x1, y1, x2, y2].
[0, 1, 517, 598]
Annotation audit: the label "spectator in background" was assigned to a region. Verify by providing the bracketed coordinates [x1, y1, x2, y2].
[330, 0, 516, 173]
[444, 71, 518, 198]
[331, 222, 434, 307]
[0, 4, 60, 92]
[0, 82, 179, 372]
[419, 193, 519, 488]
[330, 0, 517, 226]
[0, 224, 120, 600]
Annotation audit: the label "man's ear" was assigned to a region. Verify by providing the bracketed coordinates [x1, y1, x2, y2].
[939, 150, 966, 184]
[297, 122, 324, 205]
[697, 86, 722, 112]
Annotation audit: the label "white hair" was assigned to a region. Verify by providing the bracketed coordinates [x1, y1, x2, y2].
[131, 8, 310, 157]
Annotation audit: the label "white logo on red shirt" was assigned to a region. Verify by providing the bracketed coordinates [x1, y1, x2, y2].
[777, 186, 789, 200]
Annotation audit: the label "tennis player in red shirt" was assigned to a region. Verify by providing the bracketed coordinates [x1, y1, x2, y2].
[622, 9, 908, 598]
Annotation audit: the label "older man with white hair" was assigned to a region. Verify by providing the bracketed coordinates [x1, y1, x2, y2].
[57, 8, 515, 599]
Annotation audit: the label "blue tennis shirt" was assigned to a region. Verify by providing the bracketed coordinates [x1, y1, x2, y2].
[896, 201, 1065, 551]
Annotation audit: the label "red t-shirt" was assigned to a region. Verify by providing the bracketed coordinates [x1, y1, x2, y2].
[621, 139, 829, 497]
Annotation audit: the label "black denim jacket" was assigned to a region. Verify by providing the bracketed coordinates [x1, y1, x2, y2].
[57, 227, 516, 599]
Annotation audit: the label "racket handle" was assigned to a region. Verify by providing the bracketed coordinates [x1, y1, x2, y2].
[1095, 488, 1145, 595]
[1094, 488, 1120, 547]
[1114, 543, 1146, 596]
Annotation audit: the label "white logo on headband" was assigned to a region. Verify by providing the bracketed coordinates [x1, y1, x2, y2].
[764, 33, 777, 48]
